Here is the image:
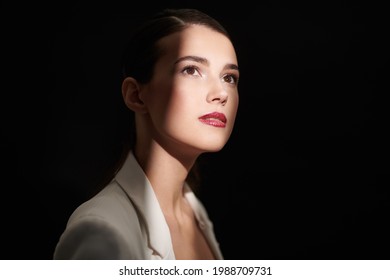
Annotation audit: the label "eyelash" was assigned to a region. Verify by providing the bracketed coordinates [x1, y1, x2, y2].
[182, 65, 201, 76]
[181, 65, 239, 85]
[223, 73, 239, 85]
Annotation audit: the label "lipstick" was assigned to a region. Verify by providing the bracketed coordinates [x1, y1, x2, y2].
[198, 112, 227, 128]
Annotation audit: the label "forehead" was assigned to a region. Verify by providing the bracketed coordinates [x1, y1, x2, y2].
[156, 25, 238, 65]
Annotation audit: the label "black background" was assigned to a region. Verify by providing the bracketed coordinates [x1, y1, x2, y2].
[2, 0, 389, 259]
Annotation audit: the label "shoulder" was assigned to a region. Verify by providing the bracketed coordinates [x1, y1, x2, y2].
[68, 181, 138, 225]
[53, 181, 149, 259]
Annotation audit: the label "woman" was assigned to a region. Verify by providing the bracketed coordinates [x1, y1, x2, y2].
[53, 8, 240, 260]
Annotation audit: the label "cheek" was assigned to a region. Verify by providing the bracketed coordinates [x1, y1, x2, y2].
[231, 93, 239, 111]
[228, 92, 239, 114]
[145, 80, 174, 116]
[144, 83, 192, 131]
[169, 79, 201, 107]
[164, 88, 197, 122]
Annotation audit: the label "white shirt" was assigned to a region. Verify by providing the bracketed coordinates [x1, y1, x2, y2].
[53, 151, 223, 259]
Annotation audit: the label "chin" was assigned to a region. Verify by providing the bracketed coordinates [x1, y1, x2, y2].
[186, 135, 229, 153]
[201, 142, 227, 153]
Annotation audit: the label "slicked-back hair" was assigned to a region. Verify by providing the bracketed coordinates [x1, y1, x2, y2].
[122, 8, 230, 83]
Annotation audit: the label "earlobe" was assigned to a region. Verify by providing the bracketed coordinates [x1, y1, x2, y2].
[121, 77, 148, 113]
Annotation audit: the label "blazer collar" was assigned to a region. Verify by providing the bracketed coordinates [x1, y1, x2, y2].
[114, 150, 175, 259]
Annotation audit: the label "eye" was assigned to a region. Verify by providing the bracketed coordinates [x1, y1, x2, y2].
[222, 74, 239, 85]
[182, 65, 201, 77]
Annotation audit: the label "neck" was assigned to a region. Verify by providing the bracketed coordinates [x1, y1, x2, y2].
[133, 142, 197, 216]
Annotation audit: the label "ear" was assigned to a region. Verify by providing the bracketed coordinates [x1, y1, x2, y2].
[121, 77, 148, 113]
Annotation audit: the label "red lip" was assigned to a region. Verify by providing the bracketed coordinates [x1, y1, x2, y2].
[198, 112, 227, 127]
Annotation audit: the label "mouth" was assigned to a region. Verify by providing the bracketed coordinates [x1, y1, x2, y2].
[198, 112, 227, 128]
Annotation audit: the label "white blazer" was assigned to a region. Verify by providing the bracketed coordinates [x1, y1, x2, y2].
[53, 151, 223, 260]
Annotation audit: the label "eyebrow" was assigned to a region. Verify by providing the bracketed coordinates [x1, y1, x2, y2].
[174, 55, 239, 71]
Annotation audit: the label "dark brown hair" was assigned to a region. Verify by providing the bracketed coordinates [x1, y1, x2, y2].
[122, 8, 230, 82]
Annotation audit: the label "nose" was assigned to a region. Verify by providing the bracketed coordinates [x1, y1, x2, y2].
[206, 78, 228, 105]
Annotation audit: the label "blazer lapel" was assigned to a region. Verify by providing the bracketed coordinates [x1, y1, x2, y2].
[115, 151, 175, 259]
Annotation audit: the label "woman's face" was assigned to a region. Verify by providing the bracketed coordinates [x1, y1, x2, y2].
[140, 25, 239, 156]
